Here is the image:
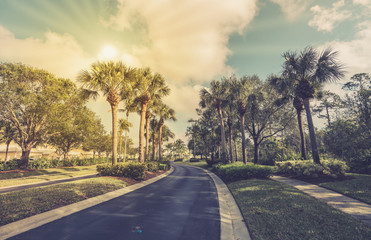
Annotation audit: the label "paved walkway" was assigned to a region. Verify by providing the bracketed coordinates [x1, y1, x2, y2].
[271, 175, 371, 227]
[0, 174, 98, 193]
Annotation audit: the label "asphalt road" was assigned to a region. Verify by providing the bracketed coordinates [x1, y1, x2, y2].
[10, 164, 220, 240]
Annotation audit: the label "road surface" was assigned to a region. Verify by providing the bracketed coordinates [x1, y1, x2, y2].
[10, 164, 220, 240]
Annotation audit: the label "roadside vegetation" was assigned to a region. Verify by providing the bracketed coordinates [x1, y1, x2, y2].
[0, 177, 127, 226]
[228, 179, 371, 240]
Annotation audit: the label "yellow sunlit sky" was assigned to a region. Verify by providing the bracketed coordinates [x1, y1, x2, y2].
[1, 0, 371, 144]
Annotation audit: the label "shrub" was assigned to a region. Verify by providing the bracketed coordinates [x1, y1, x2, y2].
[174, 158, 183, 162]
[212, 162, 274, 182]
[28, 157, 52, 169]
[206, 158, 221, 167]
[189, 158, 200, 162]
[275, 159, 349, 179]
[97, 162, 147, 180]
[0, 159, 22, 171]
[159, 163, 169, 171]
[145, 161, 159, 172]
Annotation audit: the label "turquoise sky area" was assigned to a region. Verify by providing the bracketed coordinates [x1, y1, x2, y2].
[1, 0, 370, 143]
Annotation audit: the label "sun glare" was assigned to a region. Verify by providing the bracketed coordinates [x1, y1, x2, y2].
[99, 45, 117, 60]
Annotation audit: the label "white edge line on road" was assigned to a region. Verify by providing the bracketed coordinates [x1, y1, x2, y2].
[183, 165, 251, 240]
[0, 167, 174, 240]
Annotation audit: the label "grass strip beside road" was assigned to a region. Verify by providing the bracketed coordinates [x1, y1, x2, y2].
[318, 173, 371, 205]
[228, 179, 371, 240]
[0, 177, 127, 226]
[0, 166, 98, 188]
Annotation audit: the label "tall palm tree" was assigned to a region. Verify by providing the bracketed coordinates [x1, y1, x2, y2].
[200, 80, 229, 164]
[269, 75, 307, 160]
[155, 103, 176, 161]
[282, 47, 344, 164]
[135, 68, 170, 162]
[78, 61, 136, 165]
[150, 118, 159, 161]
[118, 118, 132, 159]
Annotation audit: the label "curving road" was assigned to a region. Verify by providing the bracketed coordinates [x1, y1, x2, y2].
[10, 164, 220, 240]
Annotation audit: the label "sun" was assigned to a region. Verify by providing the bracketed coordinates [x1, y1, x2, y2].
[99, 45, 117, 60]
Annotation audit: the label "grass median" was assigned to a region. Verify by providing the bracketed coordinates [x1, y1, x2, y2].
[0, 166, 98, 188]
[228, 179, 371, 240]
[0, 177, 127, 226]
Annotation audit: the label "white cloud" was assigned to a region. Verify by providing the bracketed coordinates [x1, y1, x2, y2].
[319, 20, 371, 84]
[104, 0, 258, 83]
[270, 0, 313, 21]
[309, 0, 352, 32]
[0, 25, 94, 80]
[353, 0, 371, 7]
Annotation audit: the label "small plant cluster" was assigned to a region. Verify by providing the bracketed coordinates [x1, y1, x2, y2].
[212, 162, 274, 182]
[275, 159, 349, 179]
[0, 157, 111, 171]
[96, 161, 170, 180]
[189, 158, 200, 162]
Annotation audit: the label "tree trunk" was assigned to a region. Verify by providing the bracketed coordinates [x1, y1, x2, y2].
[158, 125, 163, 161]
[20, 148, 31, 169]
[152, 133, 156, 161]
[325, 106, 331, 127]
[138, 102, 147, 163]
[234, 139, 238, 162]
[118, 130, 122, 159]
[240, 114, 247, 164]
[228, 117, 233, 163]
[124, 112, 129, 161]
[145, 115, 150, 162]
[296, 109, 307, 160]
[4, 140, 11, 162]
[253, 138, 259, 164]
[217, 106, 227, 164]
[111, 104, 118, 165]
[303, 98, 321, 164]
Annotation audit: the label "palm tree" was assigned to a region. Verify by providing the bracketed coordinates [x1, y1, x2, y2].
[150, 118, 159, 161]
[135, 68, 170, 162]
[78, 61, 136, 165]
[282, 47, 344, 164]
[269, 75, 307, 160]
[118, 118, 132, 159]
[155, 103, 176, 161]
[200, 80, 229, 164]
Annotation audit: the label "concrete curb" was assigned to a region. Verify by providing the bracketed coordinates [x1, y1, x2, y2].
[271, 175, 371, 227]
[0, 174, 98, 193]
[0, 167, 174, 240]
[185, 165, 251, 240]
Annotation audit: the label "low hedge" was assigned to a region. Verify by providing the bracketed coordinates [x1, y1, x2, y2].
[212, 162, 274, 182]
[189, 158, 200, 162]
[97, 162, 147, 180]
[0, 157, 111, 171]
[275, 159, 349, 179]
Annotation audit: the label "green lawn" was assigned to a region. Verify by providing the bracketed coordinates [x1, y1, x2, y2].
[318, 173, 371, 205]
[228, 179, 371, 240]
[0, 166, 98, 188]
[0, 177, 127, 226]
[174, 160, 209, 169]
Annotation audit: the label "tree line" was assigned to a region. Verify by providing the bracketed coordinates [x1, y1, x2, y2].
[0, 61, 176, 168]
[187, 46, 370, 173]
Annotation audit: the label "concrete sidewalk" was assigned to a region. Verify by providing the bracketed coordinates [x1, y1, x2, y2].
[271, 175, 371, 227]
[0, 173, 98, 193]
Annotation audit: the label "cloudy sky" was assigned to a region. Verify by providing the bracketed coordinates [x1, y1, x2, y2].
[0, 0, 370, 144]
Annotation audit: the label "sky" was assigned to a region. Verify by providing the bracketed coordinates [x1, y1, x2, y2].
[0, 0, 370, 145]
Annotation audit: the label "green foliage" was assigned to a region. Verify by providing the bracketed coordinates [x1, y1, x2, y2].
[212, 162, 274, 182]
[206, 158, 222, 167]
[145, 161, 160, 172]
[259, 139, 300, 165]
[189, 158, 200, 162]
[0, 159, 22, 171]
[173, 158, 183, 162]
[275, 159, 349, 178]
[97, 162, 147, 180]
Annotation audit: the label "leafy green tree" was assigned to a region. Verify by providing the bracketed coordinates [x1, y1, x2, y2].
[0, 120, 16, 162]
[155, 103, 176, 161]
[149, 118, 159, 161]
[48, 105, 101, 159]
[245, 80, 295, 164]
[313, 91, 343, 127]
[200, 80, 229, 163]
[281, 47, 344, 164]
[118, 118, 132, 159]
[0, 63, 77, 168]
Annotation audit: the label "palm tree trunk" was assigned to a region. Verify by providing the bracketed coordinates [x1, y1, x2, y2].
[111, 104, 118, 165]
[296, 109, 307, 160]
[234, 139, 238, 162]
[124, 112, 129, 161]
[152, 133, 156, 161]
[217, 106, 227, 164]
[145, 116, 150, 162]
[228, 119, 233, 163]
[240, 114, 247, 164]
[253, 138, 259, 164]
[158, 125, 163, 161]
[303, 98, 320, 164]
[118, 130, 122, 159]
[138, 103, 147, 163]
